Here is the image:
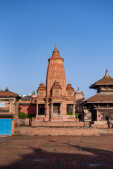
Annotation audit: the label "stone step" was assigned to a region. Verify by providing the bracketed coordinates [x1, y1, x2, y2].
[15, 127, 102, 136]
[91, 121, 108, 129]
[32, 120, 84, 127]
[35, 115, 77, 122]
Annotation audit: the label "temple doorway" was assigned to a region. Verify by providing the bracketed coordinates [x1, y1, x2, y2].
[53, 103, 60, 114]
[67, 104, 73, 115]
[38, 104, 45, 115]
[91, 110, 97, 121]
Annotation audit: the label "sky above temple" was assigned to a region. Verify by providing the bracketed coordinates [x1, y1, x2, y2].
[0, 0, 113, 98]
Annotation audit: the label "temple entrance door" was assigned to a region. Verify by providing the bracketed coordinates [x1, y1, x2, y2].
[67, 104, 73, 115]
[53, 103, 60, 115]
[91, 110, 97, 121]
[38, 104, 45, 115]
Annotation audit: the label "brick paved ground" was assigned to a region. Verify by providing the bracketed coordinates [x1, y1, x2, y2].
[0, 135, 113, 169]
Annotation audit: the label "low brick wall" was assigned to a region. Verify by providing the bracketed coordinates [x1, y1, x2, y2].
[15, 127, 108, 136]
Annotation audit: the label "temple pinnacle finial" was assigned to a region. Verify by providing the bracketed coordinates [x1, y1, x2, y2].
[51, 46, 61, 58]
[54, 43, 57, 48]
[54, 44, 58, 53]
[106, 69, 108, 73]
[105, 69, 110, 78]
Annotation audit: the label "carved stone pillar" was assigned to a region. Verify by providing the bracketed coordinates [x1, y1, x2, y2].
[73, 104, 75, 116]
[97, 110, 101, 121]
[97, 109, 99, 121]
[50, 103, 53, 121]
[45, 100, 49, 121]
[36, 103, 38, 118]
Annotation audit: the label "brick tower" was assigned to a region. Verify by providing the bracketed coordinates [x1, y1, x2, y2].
[46, 47, 66, 97]
[35, 47, 84, 122]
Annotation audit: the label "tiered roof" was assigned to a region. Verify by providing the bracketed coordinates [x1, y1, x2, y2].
[86, 94, 113, 103]
[0, 89, 19, 98]
[90, 70, 113, 89]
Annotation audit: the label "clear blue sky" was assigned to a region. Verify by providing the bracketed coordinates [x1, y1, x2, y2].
[0, 0, 113, 98]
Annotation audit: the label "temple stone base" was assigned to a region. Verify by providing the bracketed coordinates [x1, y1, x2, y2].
[32, 120, 84, 127]
[16, 127, 105, 136]
[91, 121, 108, 128]
[35, 115, 77, 122]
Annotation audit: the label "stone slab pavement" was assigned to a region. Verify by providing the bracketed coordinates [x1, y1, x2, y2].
[0, 135, 113, 169]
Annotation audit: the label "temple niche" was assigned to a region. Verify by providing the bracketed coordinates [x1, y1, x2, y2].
[84, 70, 113, 128]
[37, 83, 46, 116]
[36, 47, 84, 122]
[51, 81, 62, 97]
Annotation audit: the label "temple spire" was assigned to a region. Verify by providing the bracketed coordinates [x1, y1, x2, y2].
[46, 47, 66, 96]
[51, 47, 61, 59]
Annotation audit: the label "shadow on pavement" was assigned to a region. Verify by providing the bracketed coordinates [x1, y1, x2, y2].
[0, 144, 113, 169]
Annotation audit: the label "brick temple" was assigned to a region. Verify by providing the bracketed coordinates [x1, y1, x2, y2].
[35, 47, 84, 122]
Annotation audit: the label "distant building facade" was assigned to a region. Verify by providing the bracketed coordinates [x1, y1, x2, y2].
[0, 89, 19, 135]
[84, 70, 113, 128]
[19, 95, 36, 116]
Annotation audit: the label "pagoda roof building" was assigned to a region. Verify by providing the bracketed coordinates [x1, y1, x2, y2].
[84, 70, 113, 127]
[86, 70, 113, 103]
